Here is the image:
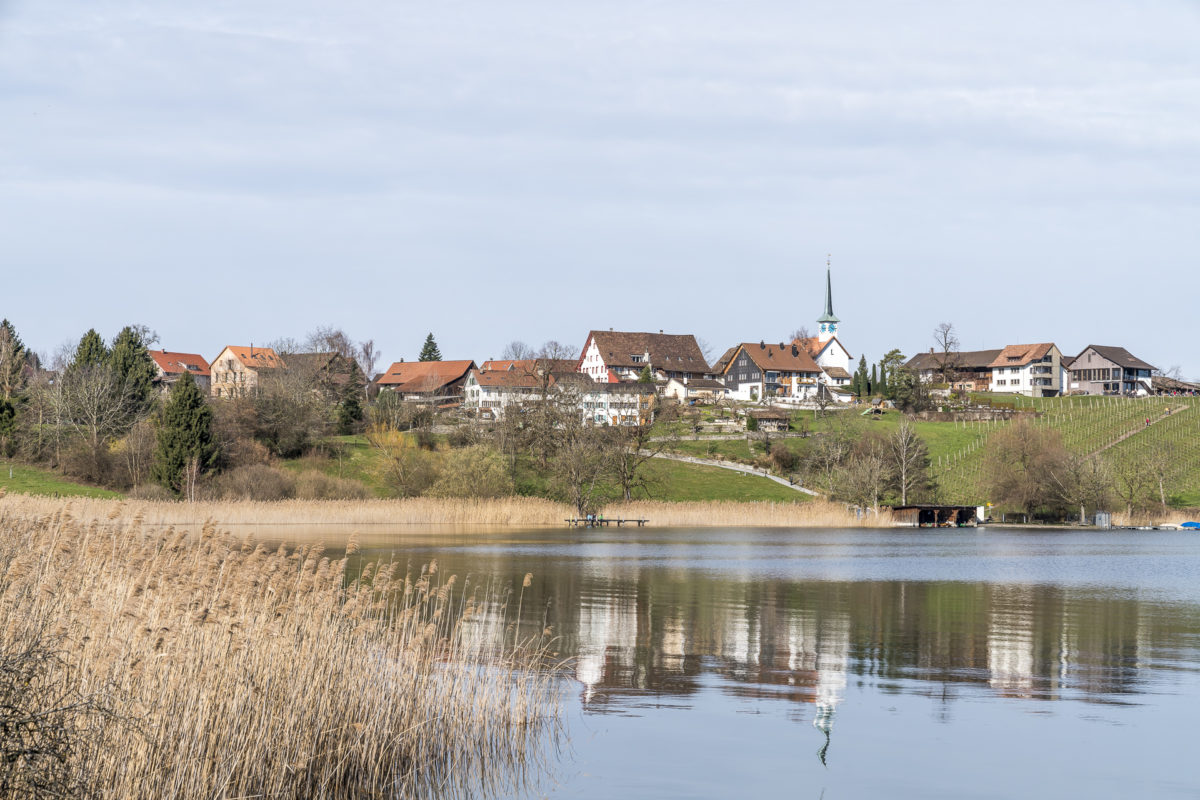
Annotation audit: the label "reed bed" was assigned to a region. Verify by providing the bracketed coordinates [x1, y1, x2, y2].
[0, 506, 562, 799]
[0, 493, 893, 528]
[605, 499, 892, 528]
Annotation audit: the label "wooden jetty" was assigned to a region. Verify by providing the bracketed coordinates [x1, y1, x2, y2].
[566, 517, 649, 528]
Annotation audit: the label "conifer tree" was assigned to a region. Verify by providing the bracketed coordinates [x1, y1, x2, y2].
[870, 363, 878, 395]
[337, 391, 363, 435]
[852, 355, 869, 397]
[110, 326, 159, 412]
[72, 328, 109, 370]
[878, 359, 890, 397]
[637, 365, 654, 383]
[418, 333, 442, 362]
[0, 319, 28, 401]
[152, 371, 218, 498]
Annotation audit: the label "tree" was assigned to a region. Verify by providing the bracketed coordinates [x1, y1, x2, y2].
[888, 421, 931, 505]
[932, 322, 960, 386]
[1048, 453, 1113, 524]
[71, 329, 109, 371]
[0, 319, 28, 401]
[983, 418, 1069, 519]
[337, 391, 364, 435]
[609, 398, 676, 501]
[876, 361, 889, 397]
[851, 355, 869, 398]
[428, 444, 513, 498]
[789, 326, 812, 343]
[109, 325, 159, 414]
[879, 349, 906, 399]
[151, 371, 218, 499]
[1111, 455, 1153, 516]
[836, 433, 891, 513]
[418, 333, 442, 362]
[637, 365, 654, 383]
[501, 340, 536, 360]
[549, 422, 615, 516]
[890, 368, 931, 413]
[869, 363, 878, 395]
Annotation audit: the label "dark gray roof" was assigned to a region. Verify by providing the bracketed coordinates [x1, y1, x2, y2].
[1075, 345, 1156, 373]
[905, 349, 1003, 371]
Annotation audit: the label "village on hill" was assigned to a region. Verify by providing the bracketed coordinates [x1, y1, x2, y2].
[1, 266, 1197, 522]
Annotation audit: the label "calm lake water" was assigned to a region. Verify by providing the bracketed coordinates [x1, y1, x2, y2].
[255, 526, 1200, 799]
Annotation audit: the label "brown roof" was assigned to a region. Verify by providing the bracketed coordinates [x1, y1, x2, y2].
[480, 358, 579, 376]
[585, 330, 709, 373]
[987, 343, 1057, 369]
[711, 346, 738, 375]
[216, 346, 284, 370]
[730, 342, 822, 374]
[793, 336, 852, 360]
[1074, 345, 1156, 373]
[377, 360, 476, 392]
[749, 408, 791, 420]
[148, 349, 211, 378]
[905, 349, 1004, 372]
[469, 369, 543, 389]
[822, 366, 851, 380]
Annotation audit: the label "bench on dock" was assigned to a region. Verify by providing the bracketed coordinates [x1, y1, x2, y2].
[566, 518, 649, 528]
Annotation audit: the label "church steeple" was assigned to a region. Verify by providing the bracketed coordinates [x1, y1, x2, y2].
[816, 256, 840, 342]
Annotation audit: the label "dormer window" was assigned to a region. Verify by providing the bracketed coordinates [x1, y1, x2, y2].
[630, 354, 643, 363]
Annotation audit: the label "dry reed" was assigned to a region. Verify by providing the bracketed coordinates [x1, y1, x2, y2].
[0, 493, 894, 529]
[0, 505, 562, 799]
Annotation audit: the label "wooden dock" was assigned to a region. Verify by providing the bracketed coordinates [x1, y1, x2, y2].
[566, 518, 649, 528]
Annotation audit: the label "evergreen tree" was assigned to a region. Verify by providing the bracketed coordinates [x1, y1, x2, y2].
[0, 319, 28, 401]
[72, 328, 109, 370]
[110, 326, 159, 412]
[637, 365, 654, 383]
[418, 333, 442, 362]
[852, 355, 869, 397]
[337, 392, 363, 435]
[878, 359, 890, 398]
[151, 371, 218, 498]
[870, 363, 878, 395]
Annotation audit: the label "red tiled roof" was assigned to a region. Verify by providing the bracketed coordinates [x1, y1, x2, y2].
[377, 360, 476, 392]
[217, 346, 284, 370]
[987, 343, 1057, 369]
[585, 330, 709, 373]
[470, 369, 543, 389]
[148, 349, 211, 377]
[731, 342, 822, 374]
[481, 358, 579, 375]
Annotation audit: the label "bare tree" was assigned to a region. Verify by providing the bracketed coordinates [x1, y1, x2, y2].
[932, 322, 960, 386]
[538, 340, 576, 360]
[983, 419, 1069, 519]
[550, 421, 614, 516]
[789, 326, 813, 343]
[1048, 453, 1113, 524]
[1112, 455, 1153, 516]
[837, 435, 891, 513]
[610, 398, 677, 501]
[696, 337, 715, 366]
[888, 420, 930, 505]
[501, 340, 536, 360]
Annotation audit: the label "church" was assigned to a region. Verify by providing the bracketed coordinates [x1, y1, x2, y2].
[792, 266, 855, 400]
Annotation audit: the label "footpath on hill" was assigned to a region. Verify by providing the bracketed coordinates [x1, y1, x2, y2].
[1087, 403, 1186, 457]
[642, 450, 820, 497]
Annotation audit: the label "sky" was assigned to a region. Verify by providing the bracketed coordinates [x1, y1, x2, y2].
[3, 0, 1199, 377]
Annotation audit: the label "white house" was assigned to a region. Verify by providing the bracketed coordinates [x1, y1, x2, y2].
[462, 369, 545, 419]
[663, 376, 729, 403]
[578, 330, 709, 384]
[719, 341, 823, 402]
[988, 343, 1065, 397]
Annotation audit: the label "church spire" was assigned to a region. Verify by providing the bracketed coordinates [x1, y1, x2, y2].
[816, 255, 840, 342]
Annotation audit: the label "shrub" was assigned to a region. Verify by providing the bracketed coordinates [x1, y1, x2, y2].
[293, 470, 371, 500]
[128, 482, 176, 501]
[207, 464, 296, 501]
[770, 445, 799, 472]
[427, 445, 513, 499]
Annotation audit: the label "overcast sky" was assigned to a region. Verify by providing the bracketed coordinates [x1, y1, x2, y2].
[3, 1, 1198, 376]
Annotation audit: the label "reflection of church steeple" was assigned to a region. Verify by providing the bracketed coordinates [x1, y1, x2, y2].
[817, 256, 840, 343]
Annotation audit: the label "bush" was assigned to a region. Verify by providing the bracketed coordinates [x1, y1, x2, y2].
[769, 445, 799, 472]
[293, 471, 371, 500]
[427, 445, 513, 499]
[207, 464, 296, 501]
[128, 482, 177, 501]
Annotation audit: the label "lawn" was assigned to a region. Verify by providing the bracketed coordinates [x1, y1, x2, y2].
[636, 458, 810, 503]
[0, 460, 122, 499]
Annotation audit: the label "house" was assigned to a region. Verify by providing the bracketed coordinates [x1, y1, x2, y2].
[462, 368, 546, 419]
[376, 360, 477, 402]
[1067, 346, 1156, 396]
[480, 358, 579, 375]
[209, 345, 284, 398]
[905, 349, 1003, 392]
[719, 341, 823, 403]
[578, 330, 709, 384]
[748, 407, 791, 432]
[578, 381, 657, 426]
[663, 376, 729, 403]
[147, 349, 211, 394]
[988, 344, 1065, 397]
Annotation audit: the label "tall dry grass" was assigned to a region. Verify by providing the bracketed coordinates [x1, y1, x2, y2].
[0, 493, 893, 528]
[0, 505, 561, 799]
[605, 499, 893, 527]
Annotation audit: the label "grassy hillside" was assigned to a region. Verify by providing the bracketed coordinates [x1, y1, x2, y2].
[0, 459, 122, 499]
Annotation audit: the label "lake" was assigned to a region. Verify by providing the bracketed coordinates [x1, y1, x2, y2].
[255, 525, 1200, 799]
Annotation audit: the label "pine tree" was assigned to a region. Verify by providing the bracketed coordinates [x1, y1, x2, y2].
[72, 328, 109, 370]
[337, 392, 363, 435]
[852, 355, 869, 397]
[0, 319, 28, 401]
[878, 359, 890, 398]
[418, 333, 442, 362]
[152, 371, 218, 498]
[110, 326, 159, 412]
[637, 365, 654, 383]
[870, 363, 878, 396]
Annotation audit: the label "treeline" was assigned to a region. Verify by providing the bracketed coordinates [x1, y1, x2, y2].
[0, 321, 367, 500]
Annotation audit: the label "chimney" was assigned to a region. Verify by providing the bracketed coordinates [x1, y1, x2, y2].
[759, 340, 765, 349]
[930, 347, 934, 354]
[659, 329, 663, 334]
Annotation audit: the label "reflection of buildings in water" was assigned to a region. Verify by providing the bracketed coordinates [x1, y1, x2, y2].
[574, 589, 639, 704]
[812, 613, 849, 762]
[722, 602, 761, 674]
[988, 586, 1037, 696]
